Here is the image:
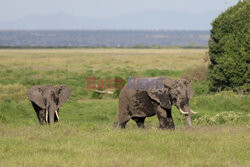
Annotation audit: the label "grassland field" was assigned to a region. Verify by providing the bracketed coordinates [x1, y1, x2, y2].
[0, 48, 249, 167]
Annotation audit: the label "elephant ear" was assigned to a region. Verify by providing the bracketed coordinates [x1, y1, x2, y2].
[55, 85, 71, 108]
[147, 88, 171, 109]
[27, 86, 46, 109]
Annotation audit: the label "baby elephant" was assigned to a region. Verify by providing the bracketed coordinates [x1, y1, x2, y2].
[114, 77, 197, 129]
[28, 84, 71, 125]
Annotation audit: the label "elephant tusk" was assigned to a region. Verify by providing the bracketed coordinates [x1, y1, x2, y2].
[190, 110, 198, 114]
[55, 110, 60, 120]
[179, 109, 189, 114]
[46, 110, 48, 122]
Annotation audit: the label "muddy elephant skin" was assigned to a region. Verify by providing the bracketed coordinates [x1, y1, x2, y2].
[114, 77, 196, 129]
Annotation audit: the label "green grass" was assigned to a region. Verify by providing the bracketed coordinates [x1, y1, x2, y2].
[0, 124, 249, 167]
[0, 48, 249, 166]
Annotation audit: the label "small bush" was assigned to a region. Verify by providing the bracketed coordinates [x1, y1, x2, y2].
[214, 90, 237, 97]
[91, 89, 104, 99]
[112, 76, 126, 98]
[112, 89, 121, 98]
[191, 81, 209, 96]
[193, 111, 248, 126]
[181, 65, 208, 82]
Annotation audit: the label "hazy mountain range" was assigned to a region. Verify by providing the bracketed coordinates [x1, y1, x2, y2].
[0, 11, 221, 30]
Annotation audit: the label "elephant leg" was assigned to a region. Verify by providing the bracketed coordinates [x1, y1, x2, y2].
[31, 102, 46, 125]
[156, 106, 168, 129]
[118, 110, 131, 129]
[38, 109, 46, 125]
[119, 120, 129, 129]
[118, 110, 130, 129]
[156, 106, 175, 129]
[166, 109, 175, 130]
[118, 98, 131, 129]
[132, 117, 146, 128]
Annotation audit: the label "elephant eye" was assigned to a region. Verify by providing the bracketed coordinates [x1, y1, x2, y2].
[180, 98, 188, 103]
[50, 92, 57, 102]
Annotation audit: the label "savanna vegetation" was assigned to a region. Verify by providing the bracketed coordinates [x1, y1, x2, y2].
[0, 48, 249, 166]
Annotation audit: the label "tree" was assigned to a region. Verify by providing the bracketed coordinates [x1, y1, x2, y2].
[208, 0, 250, 93]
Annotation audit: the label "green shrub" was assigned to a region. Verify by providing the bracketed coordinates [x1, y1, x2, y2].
[208, 1, 250, 93]
[91, 89, 104, 99]
[112, 76, 126, 98]
[182, 65, 208, 82]
[191, 81, 209, 96]
[193, 111, 248, 126]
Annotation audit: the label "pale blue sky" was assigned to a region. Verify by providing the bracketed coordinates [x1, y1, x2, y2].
[0, 0, 239, 22]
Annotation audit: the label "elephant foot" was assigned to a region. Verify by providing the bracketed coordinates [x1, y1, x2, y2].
[136, 122, 145, 128]
[119, 120, 129, 129]
[40, 119, 46, 125]
[166, 126, 175, 130]
[132, 117, 146, 129]
[166, 118, 175, 130]
[159, 126, 175, 130]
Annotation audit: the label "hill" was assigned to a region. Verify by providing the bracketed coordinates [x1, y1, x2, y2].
[0, 11, 220, 30]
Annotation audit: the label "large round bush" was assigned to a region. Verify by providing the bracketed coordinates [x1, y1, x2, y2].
[208, 1, 249, 93]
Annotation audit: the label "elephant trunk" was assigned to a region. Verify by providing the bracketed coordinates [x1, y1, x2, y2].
[49, 110, 60, 124]
[49, 109, 55, 124]
[185, 113, 192, 128]
[48, 103, 57, 124]
[181, 104, 193, 128]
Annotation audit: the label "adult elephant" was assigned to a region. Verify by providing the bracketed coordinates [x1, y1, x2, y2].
[28, 84, 71, 125]
[114, 77, 197, 129]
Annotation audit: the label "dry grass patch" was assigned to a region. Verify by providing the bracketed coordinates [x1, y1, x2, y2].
[0, 48, 207, 72]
